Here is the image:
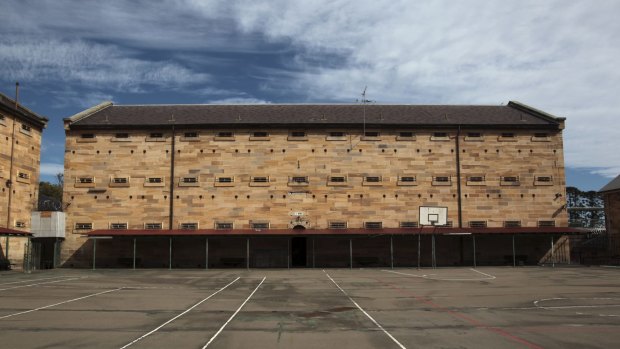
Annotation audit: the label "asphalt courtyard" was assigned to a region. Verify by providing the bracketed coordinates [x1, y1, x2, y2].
[1, 267, 619, 349]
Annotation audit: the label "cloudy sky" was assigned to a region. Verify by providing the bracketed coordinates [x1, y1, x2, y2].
[1, 0, 618, 190]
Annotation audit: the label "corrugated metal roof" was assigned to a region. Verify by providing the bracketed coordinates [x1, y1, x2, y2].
[67, 101, 563, 129]
[0, 228, 32, 236]
[600, 174, 620, 193]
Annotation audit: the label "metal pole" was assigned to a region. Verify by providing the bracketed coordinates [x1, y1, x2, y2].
[4, 236, 8, 261]
[417, 230, 421, 269]
[246, 238, 250, 270]
[133, 238, 136, 270]
[312, 237, 315, 268]
[390, 235, 394, 269]
[287, 238, 290, 269]
[92, 239, 97, 270]
[551, 236, 555, 268]
[26, 237, 31, 273]
[432, 234, 436, 269]
[349, 238, 353, 269]
[512, 234, 516, 267]
[169, 237, 172, 270]
[52, 238, 58, 268]
[205, 238, 209, 270]
[472, 235, 477, 268]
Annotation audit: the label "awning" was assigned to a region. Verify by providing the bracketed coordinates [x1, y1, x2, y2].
[0, 228, 32, 236]
[84, 227, 586, 237]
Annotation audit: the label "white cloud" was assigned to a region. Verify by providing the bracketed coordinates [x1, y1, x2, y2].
[40, 163, 64, 176]
[0, 38, 210, 90]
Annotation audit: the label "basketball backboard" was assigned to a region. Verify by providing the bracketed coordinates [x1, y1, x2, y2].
[419, 206, 448, 226]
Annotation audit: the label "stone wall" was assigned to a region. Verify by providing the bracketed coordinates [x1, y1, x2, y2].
[62, 127, 567, 265]
[0, 111, 43, 268]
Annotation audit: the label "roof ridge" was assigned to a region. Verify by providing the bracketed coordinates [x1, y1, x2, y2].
[64, 101, 113, 126]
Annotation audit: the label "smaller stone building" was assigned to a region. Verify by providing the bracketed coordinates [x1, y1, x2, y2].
[600, 174, 620, 257]
[0, 90, 48, 269]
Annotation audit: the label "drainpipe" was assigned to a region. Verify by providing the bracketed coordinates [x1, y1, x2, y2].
[6, 82, 19, 229]
[455, 125, 463, 228]
[169, 123, 175, 230]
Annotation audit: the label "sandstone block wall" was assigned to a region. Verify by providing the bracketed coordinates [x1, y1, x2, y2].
[62, 127, 567, 265]
[0, 111, 43, 268]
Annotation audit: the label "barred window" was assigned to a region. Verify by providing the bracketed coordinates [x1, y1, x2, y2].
[15, 221, 26, 228]
[501, 133, 515, 138]
[21, 124, 32, 132]
[364, 131, 380, 137]
[399, 221, 419, 228]
[144, 223, 162, 230]
[180, 222, 198, 230]
[364, 222, 383, 229]
[217, 131, 234, 138]
[434, 176, 450, 182]
[469, 221, 487, 228]
[184, 132, 198, 138]
[329, 131, 345, 137]
[110, 223, 128, 230]
[290, 131, 306, 137]
[18, 172, 30, 180]
[365, 176, 381, 183]
[502, 176, 519, 182]
[217, 177, 234, 183]
[112, 177, 128, 184]
[329, 176, 346, 183]
[115, 133, 129, 138]
[251, 176, 269, 183]
[399, 132, 414, 138]
[215, 222, 233, 230]
[538, 221, 555, 227]
[290, 176, 309, 183]
[182, 177, 198, 183]
[329, 221, 348, 229]
[433, 132, 448, 138]
[149, 132, 163, 138]
[399, 176, 416, 182]
[148, 177, 163, 183]
[78, 177, 94, 183]
[467, 176, 485, 182]
[504, 221, 521, 228]
[536, 176, 552, 182]
[252, 131, 269, 138]
[81, 133, 95, 139]
[75, 223, 93, 230]
[250, 222, 270, 230]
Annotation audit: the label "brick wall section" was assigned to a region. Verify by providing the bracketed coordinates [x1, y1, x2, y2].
[62, 127, 567, 265]
[0, 111, 44, 267]
[604, 191, 620, 255]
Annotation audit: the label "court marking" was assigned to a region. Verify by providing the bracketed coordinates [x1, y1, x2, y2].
[382, 268, 496, 281]
[0, 276, 74, 286]
[0, 288, 123, 320]
[324, 270, 407, 349]
[0, 277, 83, 291]
[120, 277, 241, 349]
[534, 297, 620, 317]
[374, 276, 544, 349]
[202, 276, 266, 349]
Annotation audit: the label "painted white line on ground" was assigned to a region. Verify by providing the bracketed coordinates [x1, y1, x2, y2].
[0, 277, 82, 291]
[202, 277, 266, 349]
[382, 269, 495, 281]
[469, 268, 497, 279]
[0, 276, 73, 286]
[324, 270, 406, 349]
[601, 265, 620, 268]
[0, 288, 123, 320]
[120, 277, 241, 349]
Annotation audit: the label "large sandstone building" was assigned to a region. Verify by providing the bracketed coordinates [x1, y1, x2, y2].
[0, 91, 48, 269]
[62, 101, 574, 268]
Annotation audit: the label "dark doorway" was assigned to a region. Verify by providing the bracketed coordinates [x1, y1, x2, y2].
[291, 237, 307, 267]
